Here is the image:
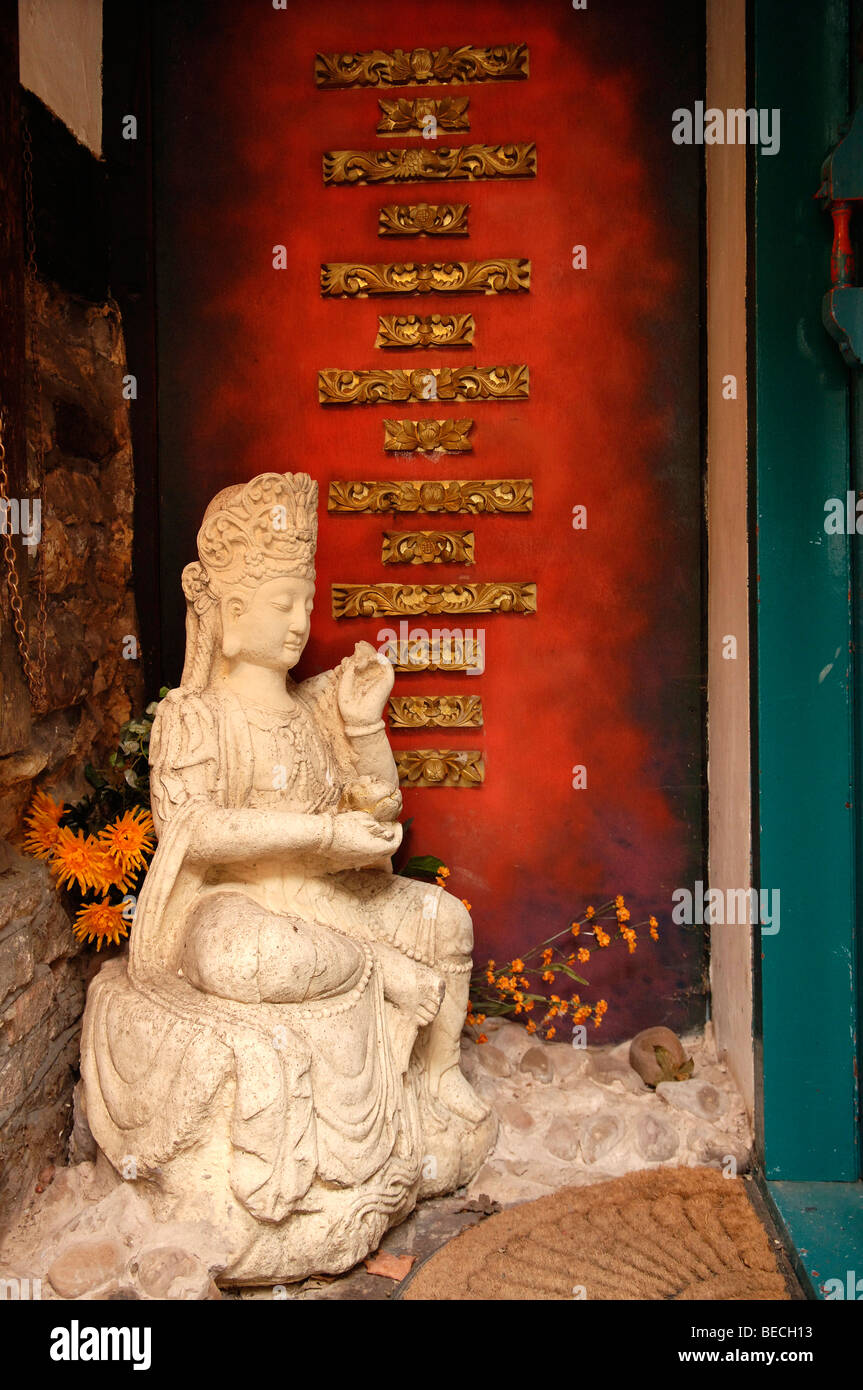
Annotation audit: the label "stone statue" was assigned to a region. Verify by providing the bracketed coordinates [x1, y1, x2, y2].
[78, 472, 495, 1286]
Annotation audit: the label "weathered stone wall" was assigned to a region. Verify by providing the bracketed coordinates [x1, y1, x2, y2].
[0, 277, 142, 1231]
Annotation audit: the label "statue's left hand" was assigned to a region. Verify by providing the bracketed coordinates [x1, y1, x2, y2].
[337, 641, 394, 728]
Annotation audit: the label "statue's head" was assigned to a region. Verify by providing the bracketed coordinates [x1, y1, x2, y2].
[180, 472, 318, 689]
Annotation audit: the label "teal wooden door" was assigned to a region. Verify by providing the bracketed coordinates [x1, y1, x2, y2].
[754, 0, 860, 1183]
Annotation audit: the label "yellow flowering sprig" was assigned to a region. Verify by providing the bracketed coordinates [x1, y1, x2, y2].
[467, 895, 660, 1044]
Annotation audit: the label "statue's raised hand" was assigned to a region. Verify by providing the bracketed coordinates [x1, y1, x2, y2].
[337, 641, 394, 729]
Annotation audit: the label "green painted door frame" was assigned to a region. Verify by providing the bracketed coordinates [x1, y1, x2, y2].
[753, 0, 860, 1181]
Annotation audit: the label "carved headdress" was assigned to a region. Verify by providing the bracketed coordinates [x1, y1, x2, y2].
[180, 472, 318, 690]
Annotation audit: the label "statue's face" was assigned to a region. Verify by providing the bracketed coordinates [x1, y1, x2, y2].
[221, 576, 315, 672]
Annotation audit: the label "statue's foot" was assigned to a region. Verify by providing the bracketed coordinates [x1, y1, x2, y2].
[433, 1064, 491, 1125]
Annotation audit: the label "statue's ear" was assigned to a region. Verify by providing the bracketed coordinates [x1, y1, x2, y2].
[225, 595, 247, 622]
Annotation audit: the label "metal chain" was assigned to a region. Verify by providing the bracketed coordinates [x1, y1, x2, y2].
[0, 410, 45, 705]
[1, 113, 50, 713]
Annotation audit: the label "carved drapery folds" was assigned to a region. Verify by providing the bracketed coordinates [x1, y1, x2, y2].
[382, 530, 475, 565]
[377, 97, 470, 136]
[328, 479, 533, 513]
[375, 315, 475, 350]
[395, 749, 486, 787]
[332, 581, 537, 618]
[314, 44, 529, 90]
[320, 259, 530, 298]
[323, 143, 536, 187]
[389, 695, 484, 728]
[382, 419, 474, 452]
[318, 366, 529, 406]
[378, 203, 469, 237]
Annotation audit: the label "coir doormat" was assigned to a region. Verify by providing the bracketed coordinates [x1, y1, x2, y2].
[404, 1166, 789, 1301]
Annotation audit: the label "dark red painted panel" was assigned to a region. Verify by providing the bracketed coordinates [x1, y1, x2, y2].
[151, 0, 704, 1039]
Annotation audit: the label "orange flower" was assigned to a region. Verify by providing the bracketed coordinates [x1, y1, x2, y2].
[476, 1033, 488, 1044]
[23, 790, 66, 860]
[595, 927, 611, 948]
[99, 808, 155, 875]
[558, 999, 569, 1015]
[511, 957, 524, 973]
[616, 907, 631, 923]
[541, 947, 553, 966]
[523, 999, 535, 1012]
[437, 865, 451, 879]
[461, 898, 472, 911]
[649, 925, 659, 941]
[595, 999, 608, 1016]
[577, 947, 590, 963]
[585, 905, 595, 919]
[649, 916, 658, 928]
[486, 959, 495, 969]
[541, 969, 555, 984]
[526, 1019, 537, 1034]
[519, 976, 530, 989]
[570, 922, 581, 937]
[51, 828, 114, 894]
[614, 895, 625, 908]
[72, 897, 129, 951]
[546, 1026, 556, 1040]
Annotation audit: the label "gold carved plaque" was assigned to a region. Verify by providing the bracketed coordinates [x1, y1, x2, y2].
[328, 479, 533, 513]
[385, 633, 484, 673]
[383, 419, 474, 452]
[382, 530, 475, 565]
[318, 366, 528, 406]
[395, 749, 485, 788]
[389, 695, 484, 728]
[314, 44, 529, 90]
[321, 259, 530, 298]
[377, 97, 470, 136]
[379, 203, 469, 237]
[332, 581, 536, 618]
[323, 144, 536, 187]
[375, 314, 475, 350]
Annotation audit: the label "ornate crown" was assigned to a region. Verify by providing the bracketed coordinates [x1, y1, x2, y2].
[188, 473, 318, 602]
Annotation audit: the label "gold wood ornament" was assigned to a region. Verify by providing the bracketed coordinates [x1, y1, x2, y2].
[321, 258, 530, 298]
[382, 530, 475, 565]
[323, 143, 536, 187]
[379, 203, 469, 237]
[385, 634, 484, 673]
[394, 749, 485, 788]
[389, 695, 483, 728]
[328, 478, 533, 513]
[314, 44, 529, 90]
[383, 419, 474, 452]
[318, 366, 528, 406]
[375, 314, 475, 349]
[332, 581, 536, 618]
[377, 97, 470, 136]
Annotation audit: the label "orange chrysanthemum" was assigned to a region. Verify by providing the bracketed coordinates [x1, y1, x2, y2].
[51, 828, 114, 894]
[98, 808, 155, 875]
[510, 957, 524, 973]
[72, 898, 129, 951]
[22, 790, 66, 860]
[577, 947, 590, 963]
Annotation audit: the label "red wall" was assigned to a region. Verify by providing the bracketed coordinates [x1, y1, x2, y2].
[152, 0, 704, 1038]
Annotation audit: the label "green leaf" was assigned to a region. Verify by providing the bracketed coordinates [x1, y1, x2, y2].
[84, 764, 106, 789]
[398, 854, 445, 878]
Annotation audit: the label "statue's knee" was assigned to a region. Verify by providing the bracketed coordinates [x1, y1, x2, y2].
[437, 893, 473, 958]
